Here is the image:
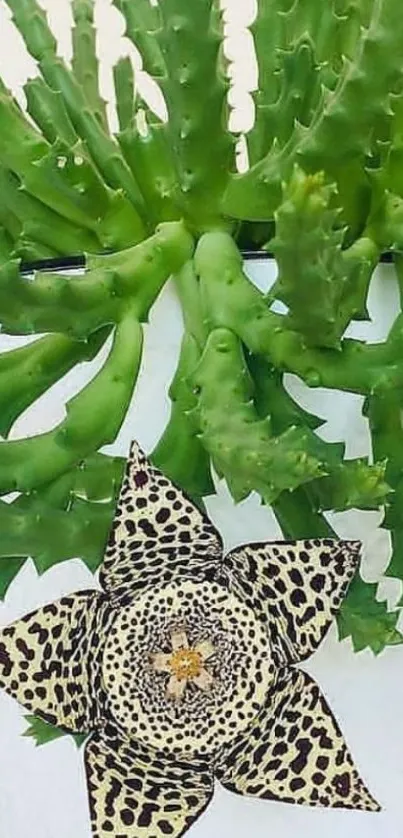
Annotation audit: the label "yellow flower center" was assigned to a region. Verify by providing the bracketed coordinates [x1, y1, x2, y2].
[169, 649, 203, 681]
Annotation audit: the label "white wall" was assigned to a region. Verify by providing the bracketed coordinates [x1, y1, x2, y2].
[0, 3, 402, 837]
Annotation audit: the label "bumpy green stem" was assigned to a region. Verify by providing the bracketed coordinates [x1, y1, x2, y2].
[271, 168, 347, 347]
[248, 0, 366, 165]
[174, 259, 208, 349]
[191, 327, 329, 504]
[156, 0, 235, 229]
[113, 57, 135, 132]
[224, 0, 403, 220]
[24, 77, 78, 146]
[152, 333, 214, 503]
[365, 389, 403, 583]
[0, 308, 142, 494]
[195, 231, 403, 395]
[249, 351, 401, 652]
[0, 84, 145, 251]
[0, 166, 100, 255]
[0, 496, 114, 575]
[0, 222, 193, 337]
[0, 452, 124, 595]
[112, 0, 166, 78]
[248, 353, 389, 511]
[118, 117, 181, 224]
[152, 259, 213, 503]
[307, 460, 390, 512]
[0, 79, 145, 252]
[87, 220, 194, 316]
[247, 0, 287, 164]
[4, 0, 147, 226]
[0, 78, 101, 231]
[0, 327, 109, 438]
[71, 0, 107, 129]
[270, 168, 381, 346]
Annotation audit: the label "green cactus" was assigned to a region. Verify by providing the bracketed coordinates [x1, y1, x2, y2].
[191, 327, 330, 505]
[270, 168, 381, 346]
[156, 0, 235, 229]
[0, 495, 115, 576]
[195, 230, 403, 395]
[24, 77, 78, 146]
[113, 57, 136, 133]
[0, 327, 109, 437]
[112, 0, 166, 78]
[118, 116, 181, 224]
[0, 221, 193, 337]
[223, 0, 403, 221]
[3, 0, 147, 222]
[249, 351, 401, 651]
[0, 165, 100, 256]
[0, 309, 142, 495]
[71, 0, 107, 128]
[0, 0, 401, 674]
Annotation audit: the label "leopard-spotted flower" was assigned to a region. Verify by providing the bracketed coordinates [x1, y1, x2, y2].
[0, 441, 380, 836]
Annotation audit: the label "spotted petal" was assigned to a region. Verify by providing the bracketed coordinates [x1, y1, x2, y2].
[0, 591, 111, 732]
[85, 723, 214, 836]
[101, 441, 223, 601]
[216, 668, 380, 812]
[222, 539, 361, 664]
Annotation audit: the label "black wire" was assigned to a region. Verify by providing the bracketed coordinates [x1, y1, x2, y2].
[18, 249, 395, 276]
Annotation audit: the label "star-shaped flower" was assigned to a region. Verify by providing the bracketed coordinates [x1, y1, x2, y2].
[0, 441, 380, 837]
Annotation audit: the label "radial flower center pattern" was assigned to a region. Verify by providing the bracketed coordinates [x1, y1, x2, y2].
[150, 627, 215, 701]
[0, 442, 381, 837]
[169, 649, 202, 681]
[102, 580, 274, 756]
[169, 648, 203, 681]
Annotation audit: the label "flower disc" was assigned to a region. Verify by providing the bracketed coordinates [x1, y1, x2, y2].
[102, 580, 274, 756]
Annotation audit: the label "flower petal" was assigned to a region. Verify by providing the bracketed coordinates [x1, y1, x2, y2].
[85, 724, 214, 836]
[222, 539, 361, 663]
[0, 591, 111, 733]
[151, 652, 172, 673]
[194, 640, 215, 661]
[216, 668, 380, 812]
[101, 441, 223, 601]
[193, 668, 214, 692]
[171, 629, 189, 651]
[166, 674, 187, 701]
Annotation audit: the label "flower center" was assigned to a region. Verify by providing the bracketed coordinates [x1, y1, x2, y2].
[169, 649, 203, 681]
[150, 628, 216, 700]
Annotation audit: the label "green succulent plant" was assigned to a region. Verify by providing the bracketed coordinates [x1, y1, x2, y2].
[0, 0, 402, 742]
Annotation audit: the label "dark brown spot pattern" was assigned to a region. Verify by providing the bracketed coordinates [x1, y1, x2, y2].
[221, 539, 362, 665]
[216, 668, 380, 812]
[0, 442, 380, 836]
[101, 442, 223, 603]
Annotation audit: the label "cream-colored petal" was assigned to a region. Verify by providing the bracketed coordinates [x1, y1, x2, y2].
[194, 640, 215, 661]
[0, 591, 104, 733]
[216, 668, 380, 812]
[150, 652, 172, 673]
[193, 667, 214, 692]
[170, 628, 189, 651]
[166, 675, 187, 701]
[85, 726, 214, 836]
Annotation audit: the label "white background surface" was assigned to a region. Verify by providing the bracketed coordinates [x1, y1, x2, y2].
[0, 2, 402, 837]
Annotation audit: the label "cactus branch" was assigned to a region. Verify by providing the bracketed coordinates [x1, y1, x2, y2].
[112, 0, 166, 78]
[0, 327, 109, 438]
[71, 0, 108, 129]
[195, 231, 403, 396]
[113, 57, 136, 132]
[0, 308, 143, 494]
